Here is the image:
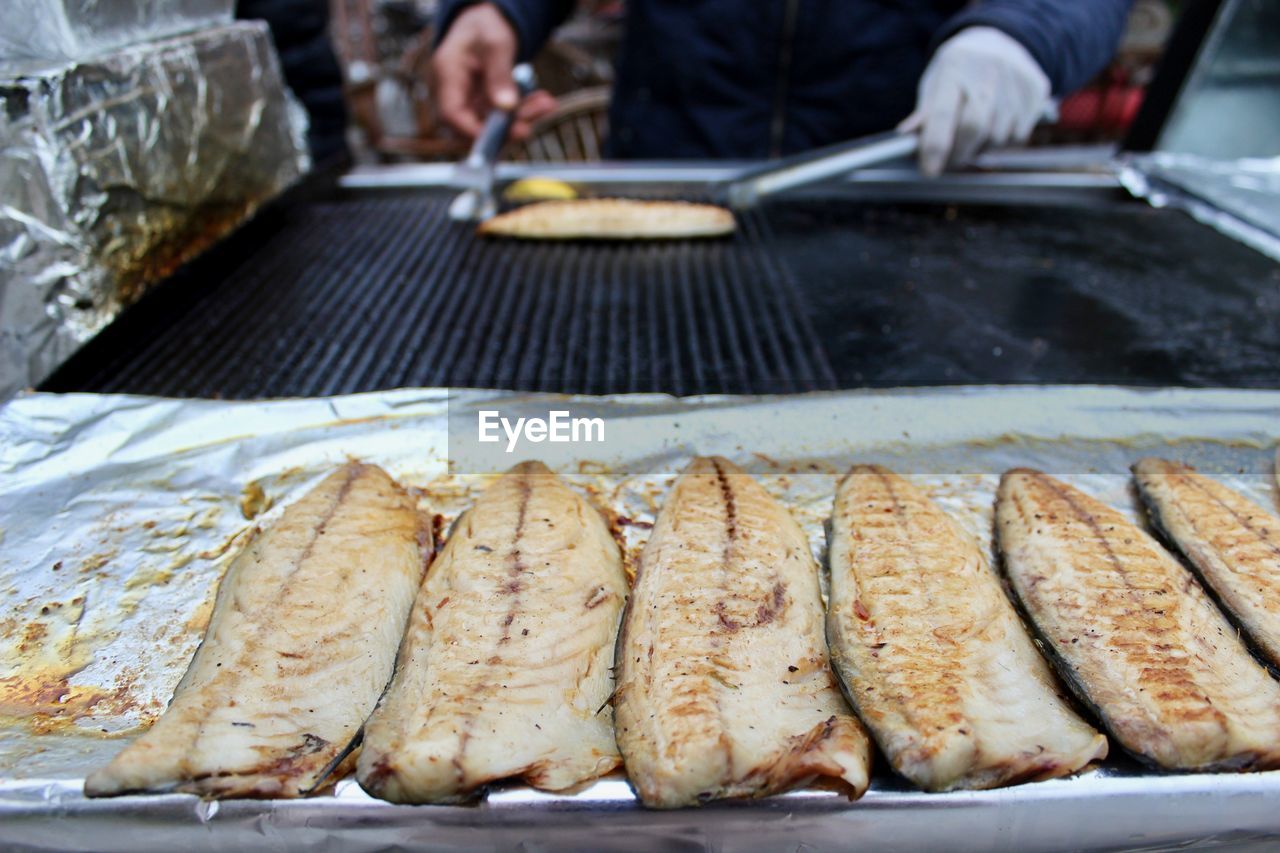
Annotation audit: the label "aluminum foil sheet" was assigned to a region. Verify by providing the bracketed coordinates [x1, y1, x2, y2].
[1119, 152, 1280, 263]
[1, 386, 1279, 851]
[0, 21, 310, 402]
[0, 0, 233, 65]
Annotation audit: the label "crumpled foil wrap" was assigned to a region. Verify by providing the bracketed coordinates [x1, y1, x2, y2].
[1119, 152, 1280, 263]
[0, 21, 311, 401]
[0, 0, 233, 64]
[2, 386, 1280, 851]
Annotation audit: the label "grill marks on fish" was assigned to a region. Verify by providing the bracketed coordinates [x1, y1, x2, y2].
[826, 466, 1106, 791]
[84, 463, 429, 798]
[839, 469, 967, 736]
[357, 461, 626, 803]
[995, 469, 1280, 771]
[448, 473, 532, 785]
[1030, 476, 1224, 729]
[709, 460, 739, 778]
[614, 457, 871, 808]
[708, 462, 789, 635]
[1133, 458, 1280, 669]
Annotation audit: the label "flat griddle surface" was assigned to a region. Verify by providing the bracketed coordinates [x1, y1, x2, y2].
[776, 200, 1280, 387]
[42, 191, 1280, 397]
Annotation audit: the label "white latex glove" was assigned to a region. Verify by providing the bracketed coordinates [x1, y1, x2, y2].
[898, 26, 1051, 177]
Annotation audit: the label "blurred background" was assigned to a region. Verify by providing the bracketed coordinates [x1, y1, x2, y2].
[326, 0, 1179, 164]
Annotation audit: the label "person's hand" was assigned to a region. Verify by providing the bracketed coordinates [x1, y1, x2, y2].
[430, 3, 558, 141]
[898, 26, 1051, 177]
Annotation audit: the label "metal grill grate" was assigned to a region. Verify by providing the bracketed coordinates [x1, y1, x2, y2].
[47, 194, 835, 398]
[45, 189, 1280, 396]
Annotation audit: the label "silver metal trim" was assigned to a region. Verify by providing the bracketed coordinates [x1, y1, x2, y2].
[341, 161, 1122, 193]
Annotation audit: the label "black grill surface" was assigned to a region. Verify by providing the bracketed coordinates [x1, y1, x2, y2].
[43, 189, 1280, 398]
[768, 199, 1280, 387]
[46, 194, 833, 397]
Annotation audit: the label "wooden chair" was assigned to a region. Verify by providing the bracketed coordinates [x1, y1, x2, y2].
[508, 86, 611, 162]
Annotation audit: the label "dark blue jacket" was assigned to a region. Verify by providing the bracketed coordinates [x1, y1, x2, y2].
[438, 0, 1132, 159]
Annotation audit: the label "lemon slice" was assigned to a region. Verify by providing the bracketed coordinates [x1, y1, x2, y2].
[503, 177, 579, 202]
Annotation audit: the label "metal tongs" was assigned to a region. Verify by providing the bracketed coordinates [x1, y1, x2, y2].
[721, 130, 919, 210]
[722, 102, 1060, 210]
[448, 63, 537, 222]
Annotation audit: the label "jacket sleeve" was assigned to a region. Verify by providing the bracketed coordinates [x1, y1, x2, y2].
[933, 0, 1134, 95]
[435, 0, 575, 62]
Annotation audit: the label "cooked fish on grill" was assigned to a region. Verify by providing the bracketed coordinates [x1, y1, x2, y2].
[357, 461, 626, 803]
[85, 462, 430, 798]
[827, 465, 1106, 791]
[1133, 457, 1280, 670]
[614, 457, 871, 809]
[995, 468, 1280, 771]
[477, 198, 735, 240]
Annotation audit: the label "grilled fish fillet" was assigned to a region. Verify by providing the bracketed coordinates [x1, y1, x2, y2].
[356, 461, 626, 803]
[615, 457, 871, 808]
[477, 199, 735, 240]
[85, 463, 429, 798]
[827, 465, 1106, 791]
[995, 468, 1280, 771]
[1133, 458, 1280, 670]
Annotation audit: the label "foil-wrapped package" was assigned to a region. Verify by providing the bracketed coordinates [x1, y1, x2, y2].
[0, 0, 233, 64]
[0, 21, 310, 400]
